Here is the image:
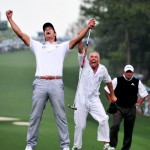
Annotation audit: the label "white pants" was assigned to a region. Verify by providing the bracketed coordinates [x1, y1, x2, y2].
[73, 97, 110, 149]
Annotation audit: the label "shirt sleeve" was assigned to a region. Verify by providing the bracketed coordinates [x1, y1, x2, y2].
[29, 38, 42, 53]
[102, 66, 112, 83]
[138, 80, 148, 98]
[61, 41, 70, 52]
[104, 78, 117, 93]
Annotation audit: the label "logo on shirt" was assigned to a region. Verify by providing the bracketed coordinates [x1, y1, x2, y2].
[42, 45, 46, 49]
[99, 77, 103, 82]
[131, 83, 135, 86]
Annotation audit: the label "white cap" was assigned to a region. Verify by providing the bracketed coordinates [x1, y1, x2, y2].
[124, 65, 134, 72]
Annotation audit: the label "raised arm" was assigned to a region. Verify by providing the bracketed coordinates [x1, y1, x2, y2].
[78, 41, 84, 54]
[69, 18, 95, 49]
[77, 30, 84, 54]
[6, 10, 30, 46]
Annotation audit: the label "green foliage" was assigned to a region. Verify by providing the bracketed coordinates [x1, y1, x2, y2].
[0, 21, 8, 30]
[147, 79, 150, 87]
[80, 0, 150, 80]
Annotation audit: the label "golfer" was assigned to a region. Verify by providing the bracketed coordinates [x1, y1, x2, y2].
[104, 65, 148, 150]
[6, 10, 95, 150]
[72, 40, 117, 150]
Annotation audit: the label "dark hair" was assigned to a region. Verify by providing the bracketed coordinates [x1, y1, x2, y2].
[43, 22, 55, 31]
[43, 22, 57, 41]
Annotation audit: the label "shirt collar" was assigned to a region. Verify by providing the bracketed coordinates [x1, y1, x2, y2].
[45, 41, 57, 45]
[123, 75, 133, 81]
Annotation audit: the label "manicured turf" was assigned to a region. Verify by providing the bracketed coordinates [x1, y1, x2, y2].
[0, 49, 149, 150]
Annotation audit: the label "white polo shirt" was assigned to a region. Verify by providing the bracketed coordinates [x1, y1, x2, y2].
[104, 76, 148, 98]
[29, 38, 70, 76]
[76, 53, 112, 104]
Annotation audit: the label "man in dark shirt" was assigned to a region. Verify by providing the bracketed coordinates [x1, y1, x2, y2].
[104, 65, 148, 150]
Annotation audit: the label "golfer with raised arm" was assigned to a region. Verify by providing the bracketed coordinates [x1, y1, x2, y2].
[6, 10, 95, 150]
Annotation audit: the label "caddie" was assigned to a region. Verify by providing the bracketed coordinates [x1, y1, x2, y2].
[72, 40, 117, 150]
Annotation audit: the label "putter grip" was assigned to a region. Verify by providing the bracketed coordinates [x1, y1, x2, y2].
[81, 44, 88, 68]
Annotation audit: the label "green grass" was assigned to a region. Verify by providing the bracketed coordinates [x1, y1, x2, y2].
[0, 49, 150, 150]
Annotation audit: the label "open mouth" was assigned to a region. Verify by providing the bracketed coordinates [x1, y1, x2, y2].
[92, 60, 96, 64]
[46, 31, 51, 35]
[90, 61, 96, 66]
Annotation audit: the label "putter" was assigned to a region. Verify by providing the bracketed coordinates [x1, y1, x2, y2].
[68, 103, 77, 110]
[68, 29, 92, 110]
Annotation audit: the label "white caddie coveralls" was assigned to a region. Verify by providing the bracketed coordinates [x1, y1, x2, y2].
[73, 53, 111, 149]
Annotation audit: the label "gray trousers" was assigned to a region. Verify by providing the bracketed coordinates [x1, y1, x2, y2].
[26, 79, 70, 149]
[110, 106, 136, 150]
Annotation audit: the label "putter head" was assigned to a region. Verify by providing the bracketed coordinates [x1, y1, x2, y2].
[68, 104, 77, 110]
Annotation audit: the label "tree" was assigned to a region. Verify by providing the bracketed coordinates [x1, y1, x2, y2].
[80, 0, 150, 81]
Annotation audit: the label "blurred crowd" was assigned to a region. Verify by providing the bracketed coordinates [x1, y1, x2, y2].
[136, 94, 150, 117]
